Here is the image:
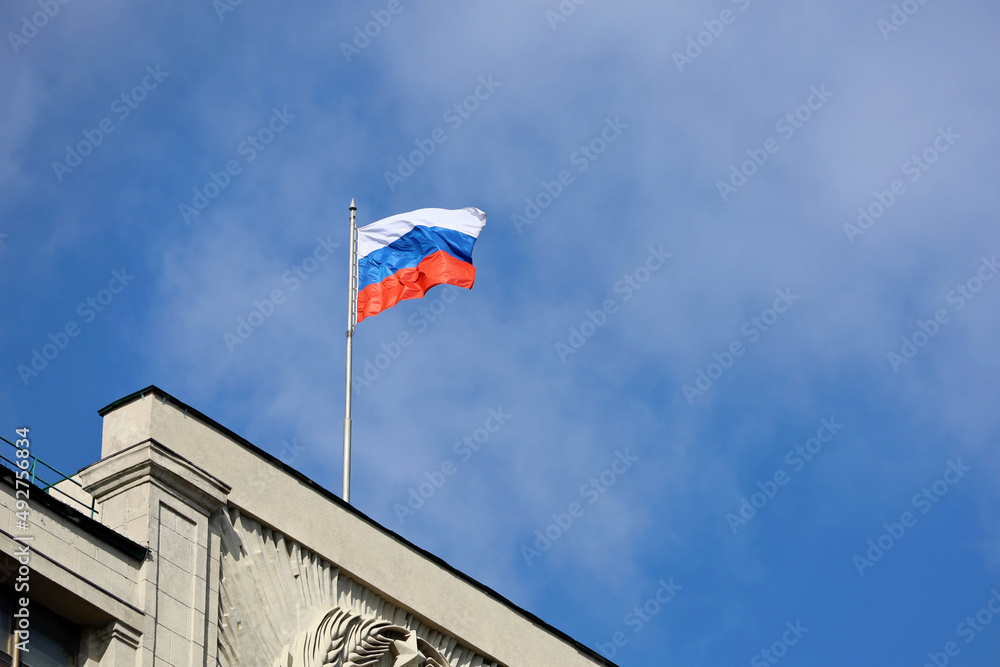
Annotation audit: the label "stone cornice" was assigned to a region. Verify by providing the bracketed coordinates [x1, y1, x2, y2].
[80, 439, 231, 514]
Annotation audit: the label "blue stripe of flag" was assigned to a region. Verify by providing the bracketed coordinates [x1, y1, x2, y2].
[357, 226, 477, 291]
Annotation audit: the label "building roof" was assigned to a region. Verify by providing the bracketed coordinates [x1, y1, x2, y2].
[98, 384, 618, 667]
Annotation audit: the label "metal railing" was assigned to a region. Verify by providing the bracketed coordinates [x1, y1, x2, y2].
[0, 434, 98, 519]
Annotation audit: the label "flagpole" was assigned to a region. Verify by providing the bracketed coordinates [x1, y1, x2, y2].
[343, 198, 358, 502]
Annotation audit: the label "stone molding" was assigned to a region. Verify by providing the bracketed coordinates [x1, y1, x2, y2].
[80, 439, 230, 515]
[96, 619, 142, 650]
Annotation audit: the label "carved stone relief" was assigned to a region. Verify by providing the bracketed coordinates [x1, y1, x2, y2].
[272, 606, 451, 667]
[217, 506, 500, 667]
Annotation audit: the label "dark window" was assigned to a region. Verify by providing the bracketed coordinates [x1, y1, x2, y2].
[0, 588, 77, 667]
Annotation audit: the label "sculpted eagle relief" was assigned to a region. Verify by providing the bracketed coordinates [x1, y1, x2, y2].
[273, 607, 450, 667]
[218, 510, 486, 667]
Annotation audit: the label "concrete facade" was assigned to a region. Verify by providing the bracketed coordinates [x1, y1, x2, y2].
[0, 386, 615, 667]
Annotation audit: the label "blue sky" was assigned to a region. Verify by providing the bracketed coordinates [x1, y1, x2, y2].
[3, 1, 1000, 664]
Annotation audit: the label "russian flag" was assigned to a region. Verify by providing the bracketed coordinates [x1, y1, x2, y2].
[356, 207, 486, 323]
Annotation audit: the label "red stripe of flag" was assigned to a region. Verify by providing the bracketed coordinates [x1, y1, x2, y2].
[356, 250, 476, 323]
